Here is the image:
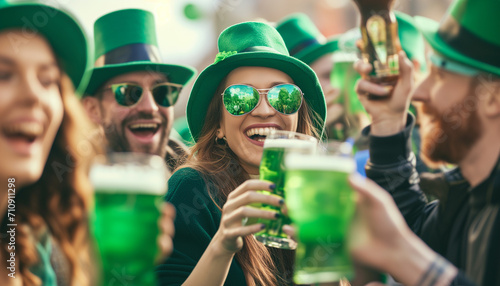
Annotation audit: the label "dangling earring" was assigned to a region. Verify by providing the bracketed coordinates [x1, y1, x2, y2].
[215, 129, 227, 144]
[214, 136, 227, 144]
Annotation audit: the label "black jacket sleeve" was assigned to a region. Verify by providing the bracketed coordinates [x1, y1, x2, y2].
[363, 113, 435, 236]
[451, 272, 476, 285]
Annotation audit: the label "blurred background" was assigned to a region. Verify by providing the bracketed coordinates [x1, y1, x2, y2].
[15, 0, 453, 118]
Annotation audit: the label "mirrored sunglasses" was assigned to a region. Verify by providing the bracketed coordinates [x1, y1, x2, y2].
[222, 84, 303, 116]
[106, 82, 183, 107]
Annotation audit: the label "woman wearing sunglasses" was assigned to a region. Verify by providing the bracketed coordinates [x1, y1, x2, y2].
[0, 1, 99, 285]
[157, 22, 326, 286]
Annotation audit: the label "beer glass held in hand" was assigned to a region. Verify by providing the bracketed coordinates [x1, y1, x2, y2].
[251, 130, 317, 249]
[330, 29, 362, 109]
[284, 142, 356, 284]
[353, 0, 401, 98]
[90, 153, 169, 286]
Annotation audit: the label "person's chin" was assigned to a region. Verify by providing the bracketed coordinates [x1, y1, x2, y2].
[8, 160, 44, 188]
[128, 143, 163, 156]
[240, 144, 264, 169]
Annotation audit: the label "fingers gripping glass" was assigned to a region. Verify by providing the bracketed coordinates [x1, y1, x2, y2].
[222, 84, 304, 116]
[107, 82, 183, 107]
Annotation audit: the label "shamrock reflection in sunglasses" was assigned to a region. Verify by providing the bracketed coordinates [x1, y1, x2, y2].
[222, 83, 304, 116]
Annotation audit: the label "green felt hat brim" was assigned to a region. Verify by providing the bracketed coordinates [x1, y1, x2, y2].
[0, 4, 91, 95]
[84, 62, 196, 95]
[294, 38, 339, 64]
[187, 52, 327, 142]
[415, 16, 500, 77]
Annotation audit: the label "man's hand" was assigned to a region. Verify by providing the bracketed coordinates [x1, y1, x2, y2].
[354, 51, 415, 136]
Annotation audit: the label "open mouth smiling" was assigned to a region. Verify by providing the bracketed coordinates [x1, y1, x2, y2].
[128, 122, 160, 137]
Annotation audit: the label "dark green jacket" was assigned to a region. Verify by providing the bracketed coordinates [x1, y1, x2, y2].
[156, 167, 247, 286]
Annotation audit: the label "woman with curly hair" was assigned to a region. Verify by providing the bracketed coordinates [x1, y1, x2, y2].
[0, 1, 99, 285]
[157, 21, 326, 286]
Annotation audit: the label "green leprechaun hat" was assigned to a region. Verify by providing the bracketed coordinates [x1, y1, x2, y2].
[0, 0, 91, 94]
[187, 21, 326, 142]
[414, 0, 500, 76]
[394, 11, 427, 72]
[276, 13, 340, 65]
[84, 9, 197, 95]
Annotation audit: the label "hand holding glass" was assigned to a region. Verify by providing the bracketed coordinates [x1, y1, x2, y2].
[284, 142, 356, 284]
[90, 153, 168, 286]
[249, 130, 317, 249]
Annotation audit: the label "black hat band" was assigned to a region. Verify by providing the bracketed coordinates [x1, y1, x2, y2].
[95, 43, 161, 67]
[289, 38, 322, 56]
[438, 16, 500, 68]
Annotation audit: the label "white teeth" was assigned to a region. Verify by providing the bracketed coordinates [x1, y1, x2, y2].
[4, 122, 43, 138]
[129, 123, 158, 130]
[245, 127, 278, 137]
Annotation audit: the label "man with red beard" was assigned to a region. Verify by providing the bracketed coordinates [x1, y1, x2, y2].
[82, 9, 196, 171]
[354, 0, 500, 284]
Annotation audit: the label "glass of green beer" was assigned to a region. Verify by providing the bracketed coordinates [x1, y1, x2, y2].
[284, 141, 356, 284]
[331, 51, 363, 113]
[252, 130, 317, 249]
[90, 153, 168, 286]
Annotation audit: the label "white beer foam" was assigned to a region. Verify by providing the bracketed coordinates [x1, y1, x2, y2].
[285, 153, 356, 172]
[90, 164, 167, 195]
[332, 51, 358, 62]
[264, 138, 317, 150]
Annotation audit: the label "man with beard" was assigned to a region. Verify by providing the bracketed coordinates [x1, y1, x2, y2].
[82, 9, 196, 171]
[354, 0, 500, 284]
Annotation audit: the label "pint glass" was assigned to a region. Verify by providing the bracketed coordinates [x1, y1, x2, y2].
[252, 130, 317, 249]
[284, 142, 356, 284]
[90, 153, 168, 286]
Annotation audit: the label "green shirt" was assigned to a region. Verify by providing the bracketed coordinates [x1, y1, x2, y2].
[30, 232, 57, 286]
[156, 167, 247, 286]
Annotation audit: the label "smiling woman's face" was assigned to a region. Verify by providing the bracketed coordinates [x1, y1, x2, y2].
[0, 30, 64, 188]
[218, 66, 299, 174]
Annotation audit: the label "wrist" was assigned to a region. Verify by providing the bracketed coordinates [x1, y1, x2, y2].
[370, 114, 407, 136]
[385, 234, 435, 285]
[210, 232, 238, 259]
[386, 234, 457, 286]
[433, 261, 458, 286]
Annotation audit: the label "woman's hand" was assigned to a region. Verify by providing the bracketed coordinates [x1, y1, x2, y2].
[212, 179, 283, 255]
[354, 50, 415, 136]
[157, 203, 176, 263]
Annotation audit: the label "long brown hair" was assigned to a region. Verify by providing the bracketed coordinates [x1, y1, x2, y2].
[0, 74, 100, 285]
[180, 77, 322, 286]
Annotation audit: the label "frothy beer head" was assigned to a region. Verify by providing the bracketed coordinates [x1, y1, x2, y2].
[285, 153, 356, 173]
[90, 154, 168, 195]
[264, 138, 317, 151]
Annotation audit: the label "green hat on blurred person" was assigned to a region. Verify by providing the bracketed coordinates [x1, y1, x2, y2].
[84, 9, 197, 95]
[276, 13, 340, 65]
[414, 0, 500, 77]
[0, 0, 91, 94]
[394, 11, 427, 72]
[187, 21, 326, 142]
